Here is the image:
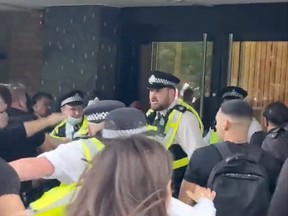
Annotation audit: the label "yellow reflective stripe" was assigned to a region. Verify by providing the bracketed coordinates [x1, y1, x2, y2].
[31, 184, 80, 216]
[49, 133, 65, 140]
[210, 130, 219, 144]
[73, 117, 90, 139]
[173, 157, 189, 170]
[89, 137, 105, 150]
[178, 99, 204, 134]
[163, 110, 182, 149]
[146, 109, 154, 117]
[147, 125, 157, 131]
[82, 138, 104, 162]
[30, 183, 76, 210]
[82, 142, 92, 162]
[49, 120, 66, 138]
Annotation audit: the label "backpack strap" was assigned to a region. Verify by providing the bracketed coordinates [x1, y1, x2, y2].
[247, 147, 262, 163]
[215, 142, 262, 163]
[214, 142, 233, 159]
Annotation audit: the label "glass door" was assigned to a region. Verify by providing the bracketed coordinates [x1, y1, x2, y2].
[150, 34, 213, 117]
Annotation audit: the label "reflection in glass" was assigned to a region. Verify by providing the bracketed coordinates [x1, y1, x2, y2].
[151, 41, 213, 112]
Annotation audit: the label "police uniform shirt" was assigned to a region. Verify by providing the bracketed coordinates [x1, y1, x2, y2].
[248, 118, 262, 141]
[159, 101, 205, 158]
[38, 140, 93, 184]
[50, 90, 87, 140]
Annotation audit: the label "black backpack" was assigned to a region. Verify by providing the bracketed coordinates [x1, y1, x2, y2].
[207, 142, 271, 216]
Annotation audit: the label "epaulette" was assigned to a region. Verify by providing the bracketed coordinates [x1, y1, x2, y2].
[146, 111, 157, 125]
[266, 127, 281, 139]
[173, 104, 187, 113]
[73, 134, 91, 141]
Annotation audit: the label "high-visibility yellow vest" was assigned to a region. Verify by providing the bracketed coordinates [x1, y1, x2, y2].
[50, 117, 89, 140]
[146, 99, 203, 170]
[209, 129, 219, 144]
[30, 137, 104, 216]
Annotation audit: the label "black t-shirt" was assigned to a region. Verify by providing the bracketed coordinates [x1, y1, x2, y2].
[250, 131, 267, 147]
[0, 157, 21, 196]
[0, 123, 44, 162]
[262, 128, 288, 164]
[7, 107, 37, 124]
[184, 142, 282, 194]
[268, 158, 288, 216]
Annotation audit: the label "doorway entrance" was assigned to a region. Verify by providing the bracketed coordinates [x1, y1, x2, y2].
[138, 34, 213, 119]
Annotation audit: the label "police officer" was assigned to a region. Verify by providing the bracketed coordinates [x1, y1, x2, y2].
[10, 100, 125, 215]
[146, 71, 204, 198]
[262, 102, 288, 163]
[203, 86, 262, 145]
[50, 90, 88, 140]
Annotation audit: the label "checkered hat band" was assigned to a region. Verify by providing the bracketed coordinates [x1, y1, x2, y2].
[102, 126, 147, 139]
[152, 78, 177, 87]
[61, 95, 83, 106]
[87, 112, 109, 122]
[222, 92, 244, 99]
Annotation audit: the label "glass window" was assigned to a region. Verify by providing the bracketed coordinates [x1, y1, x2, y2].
[151, 41, 213, 112]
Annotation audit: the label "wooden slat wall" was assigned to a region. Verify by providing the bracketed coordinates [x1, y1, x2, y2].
[230, 41, 288, 109]
[230, 42, 240, 86]
[230, 41, 288, 124]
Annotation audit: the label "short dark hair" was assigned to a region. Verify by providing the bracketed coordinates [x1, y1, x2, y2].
[183, 88, 194, 101]
[263, 102, 288, 127]
[221, 99, 253, 120]
[0, 84, 12, 108]
[32, 92, 53, 106]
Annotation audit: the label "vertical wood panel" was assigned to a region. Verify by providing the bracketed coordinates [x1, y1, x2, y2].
[279, 42, 287, 103]
[248, 42, 256, 105]
[269, 43, 277, 104]
[228, 41, 288, 109]
[285, 43, 288, 105]
[242, 42, 251, 93]
[264, 42, 273, 106]
[274, 43, 283, 102]
[259, 42, 267, 107]
[254, 42, 262, 107]
[231, 42, 240, 86]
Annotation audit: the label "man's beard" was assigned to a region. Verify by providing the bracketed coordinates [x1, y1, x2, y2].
[150, 100, 171, 111]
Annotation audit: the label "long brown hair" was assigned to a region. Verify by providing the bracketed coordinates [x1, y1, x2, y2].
[68, 135, 173, 216]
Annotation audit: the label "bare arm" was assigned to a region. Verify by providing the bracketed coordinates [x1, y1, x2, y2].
[38, 134, 70, 153]
[23, 113, 65, 138]
[179, 180, 198, 205]
[0, 194, 25, 216]
[9, 157, 54, 182]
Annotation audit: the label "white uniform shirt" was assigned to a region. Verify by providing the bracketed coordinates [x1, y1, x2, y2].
[159, 101, 205, 158]
[38, 140, 90, 184]
[248, 118, 262, 141]
[168, 198, 216, 216]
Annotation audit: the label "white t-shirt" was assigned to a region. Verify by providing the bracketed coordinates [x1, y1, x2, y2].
[38, 140, 89, 184]
[168, 198, 216, 216]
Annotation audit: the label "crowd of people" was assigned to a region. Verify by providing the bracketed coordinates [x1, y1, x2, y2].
[0, 71, 287, 216]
